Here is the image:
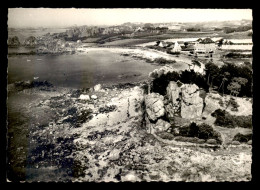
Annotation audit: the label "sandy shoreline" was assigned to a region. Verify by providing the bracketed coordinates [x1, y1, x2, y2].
[78, 46, 205, 74]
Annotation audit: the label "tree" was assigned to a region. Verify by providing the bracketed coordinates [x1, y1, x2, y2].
[226, 77, 248, 111]
[184, 42, 189, 48]
[205, 62, 220, 88]
[218, 38, 224, 47]
[218, 72, 230, 96]
[232, 77, 248, 87]
[227, 81, 241, 96]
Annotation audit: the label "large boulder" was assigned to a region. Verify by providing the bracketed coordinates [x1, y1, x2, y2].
[145, 93, 165, 122]
[166, 81, 204, 119]
[180, 84, 203, 119]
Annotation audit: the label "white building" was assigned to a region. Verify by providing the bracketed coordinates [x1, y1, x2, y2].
[194, 42, 216, 54]
[169, 42, 182, 53]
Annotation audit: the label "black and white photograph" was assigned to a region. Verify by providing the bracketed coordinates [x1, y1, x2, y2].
[6, 8, 253, 182]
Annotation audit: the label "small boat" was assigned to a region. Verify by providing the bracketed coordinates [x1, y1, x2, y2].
[33, 77, 39, 80]
[37, 59, 42, 61]
[27, 59, 31, 62]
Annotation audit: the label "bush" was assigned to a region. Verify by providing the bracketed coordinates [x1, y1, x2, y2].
[211, 109, 252, 128]
[197, 123, 222, 144]
[206, 62, 252, 97]
[151, 70, 209, 95]
[233, 133, 252, 143]
[153, 58, 176, 65]
[177, 122, 222, 144]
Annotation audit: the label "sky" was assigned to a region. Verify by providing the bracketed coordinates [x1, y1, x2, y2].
[8, 8, 252, 28]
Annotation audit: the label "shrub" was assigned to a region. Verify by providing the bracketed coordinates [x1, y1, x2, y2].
[211, 109, 252, 128]
[233, 133, 252, 143]
[153, 58, 176, 65]
[177, 122, 222, 144]
[198, 123, 222, 144]
[151, 69, 209, 95]
[211, 109, 234, 128]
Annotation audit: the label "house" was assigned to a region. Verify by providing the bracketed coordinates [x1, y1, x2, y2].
[135, 27, 144, 32]
[193, 38, 216, 56]
[197, 38, 203, 43]
[158, 41, 167, 48]
[168, 42, 182, 53]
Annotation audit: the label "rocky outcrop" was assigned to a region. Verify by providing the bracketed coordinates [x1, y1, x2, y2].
[145, 93, 165, 122]
[180, 84, 204, 119]
[23, 36, 37, 47]
[166, 81, 204, 119]
[8, 36, 20, 47]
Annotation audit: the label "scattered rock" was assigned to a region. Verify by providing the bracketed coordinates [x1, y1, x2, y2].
[109, 149, 121, 161]
[247, 140, 252, 145]
[91, 95, 98, 100]
[121, 172, 140, 182]
[79, 94, 90, 100]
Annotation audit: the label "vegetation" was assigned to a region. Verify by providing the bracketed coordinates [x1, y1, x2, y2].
[186, 28, 201, 32]
[227, 77, 248, 97]
[153, 58, 176, 65]
[211, 109, 252, 128]
[223, 25, 252, 34]
[151, 70, 209, 95]
[177, 122, 222, 144]
[224, 52, 252, 58]
[233, 133, 252, 143]
[205, 62, 252, 97]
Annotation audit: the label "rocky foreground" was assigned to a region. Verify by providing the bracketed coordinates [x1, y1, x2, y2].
[7, 76, 252, 182]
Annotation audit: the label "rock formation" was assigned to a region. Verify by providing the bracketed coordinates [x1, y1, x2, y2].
[166, 81, 204, 119]
[180, 84, 204, 119]
[145, 93, 165, 122]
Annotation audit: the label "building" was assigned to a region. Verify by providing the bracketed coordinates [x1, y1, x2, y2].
[158, 41, 167, 48]
[193, 38, 216, 56]
[168, 42, 182, 53]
